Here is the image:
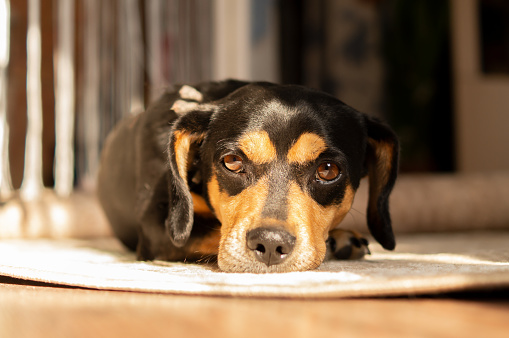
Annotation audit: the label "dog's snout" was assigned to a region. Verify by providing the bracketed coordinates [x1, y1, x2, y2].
[246, 228, 296, 267]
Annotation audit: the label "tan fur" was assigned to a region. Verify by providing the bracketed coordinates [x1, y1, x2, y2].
[208, 174, 269, 235]
[191, 192, 214, 218]
[287, 133, 327, 164]
[238, 131, 277, 164]
[368, 138, 394, 190]
[187, 226, 221, 257]
[367, 138, 394, 213]
[286, 182, 355, 270]
[207, 169, 356, 272]
[173, 131, 205, 183]
[208, 174, 271, 272]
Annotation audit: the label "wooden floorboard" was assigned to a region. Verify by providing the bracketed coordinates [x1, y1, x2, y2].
[1, 279, 508, 338]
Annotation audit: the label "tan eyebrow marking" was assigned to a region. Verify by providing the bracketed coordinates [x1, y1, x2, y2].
[238, 130, 277, 164]
[287, 133, 327, 164]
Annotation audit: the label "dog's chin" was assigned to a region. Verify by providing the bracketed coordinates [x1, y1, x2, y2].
[217, 250, 324, 273]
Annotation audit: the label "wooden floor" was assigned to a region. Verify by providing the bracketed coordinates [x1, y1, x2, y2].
[1, 277, 508, 338]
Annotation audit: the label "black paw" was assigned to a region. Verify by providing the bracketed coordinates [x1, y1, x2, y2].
[325, 229, 370, 260]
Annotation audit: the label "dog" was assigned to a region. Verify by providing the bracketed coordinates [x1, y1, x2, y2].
[97, 80, 399, 273]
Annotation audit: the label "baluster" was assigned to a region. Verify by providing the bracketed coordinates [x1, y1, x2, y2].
[0, 0, 12, 199]
[21, 0, 44, 201]
[80, 0, 100, 191]
[146, 0, 165, 103]
[53, 0, 75, 197]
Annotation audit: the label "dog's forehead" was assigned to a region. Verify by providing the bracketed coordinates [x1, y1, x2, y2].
[233, 98, 327, 161]
[207, 85, 368, 171]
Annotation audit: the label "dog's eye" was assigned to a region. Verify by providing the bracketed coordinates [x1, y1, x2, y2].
[316, 162, 341, 182]
[223, 155, 244, 173]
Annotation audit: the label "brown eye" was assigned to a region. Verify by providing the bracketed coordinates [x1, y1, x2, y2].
[316, 162, 341, 182]
[223, 155, 244, 173]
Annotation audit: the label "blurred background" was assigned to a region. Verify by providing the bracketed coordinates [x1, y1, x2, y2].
[1, 0, 508, 198]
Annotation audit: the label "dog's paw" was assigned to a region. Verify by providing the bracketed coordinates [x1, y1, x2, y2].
[325, 229, 370, 260]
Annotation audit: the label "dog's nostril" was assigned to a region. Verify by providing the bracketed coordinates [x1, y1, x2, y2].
[256, 244, 266, 253]
[246, 228, 296, 267]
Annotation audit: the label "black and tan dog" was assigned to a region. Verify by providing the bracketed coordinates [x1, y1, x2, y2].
[97, 80, 399, 273]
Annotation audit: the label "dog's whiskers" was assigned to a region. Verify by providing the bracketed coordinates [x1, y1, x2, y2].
[195, 253, 218, 265]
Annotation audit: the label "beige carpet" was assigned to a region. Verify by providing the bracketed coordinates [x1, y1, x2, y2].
[1, 231, 508, 298]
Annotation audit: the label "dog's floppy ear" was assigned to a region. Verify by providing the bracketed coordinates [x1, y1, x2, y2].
[166, 108, 214, 247]
[364, 116, 399, 250]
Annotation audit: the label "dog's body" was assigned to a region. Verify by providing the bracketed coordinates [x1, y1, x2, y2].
[97, 80, 399, 273]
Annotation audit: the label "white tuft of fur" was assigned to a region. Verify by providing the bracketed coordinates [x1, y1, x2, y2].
[179, 85, 203, 102]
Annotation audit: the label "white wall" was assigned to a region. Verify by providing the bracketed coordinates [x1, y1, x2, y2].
[451, 0, 509, 172]
[212, 0, 279, 83]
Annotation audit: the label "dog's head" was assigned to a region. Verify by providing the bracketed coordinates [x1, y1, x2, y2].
[166, 82, 398, 273]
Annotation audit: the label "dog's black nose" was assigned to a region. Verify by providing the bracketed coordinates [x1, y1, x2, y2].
[246, 228, 296, 267]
